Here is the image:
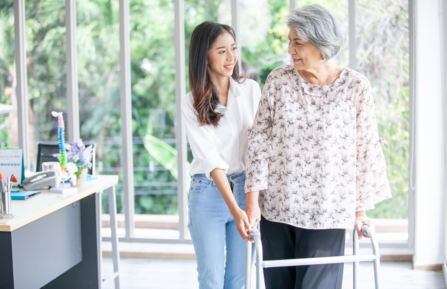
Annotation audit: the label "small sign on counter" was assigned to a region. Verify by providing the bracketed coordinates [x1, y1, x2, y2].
[0, 149, 25, 185]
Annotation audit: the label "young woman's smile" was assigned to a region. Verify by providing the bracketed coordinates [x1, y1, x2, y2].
[224, 63, 234, 70]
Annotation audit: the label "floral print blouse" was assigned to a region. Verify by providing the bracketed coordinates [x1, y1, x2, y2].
[245, 65, 392, 230]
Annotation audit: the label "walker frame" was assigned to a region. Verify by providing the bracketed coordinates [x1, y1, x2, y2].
[245, 225, 381, 289]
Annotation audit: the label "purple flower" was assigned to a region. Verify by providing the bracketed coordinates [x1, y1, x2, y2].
[80, 146, 93, 167]
[66, 139, 93, 169]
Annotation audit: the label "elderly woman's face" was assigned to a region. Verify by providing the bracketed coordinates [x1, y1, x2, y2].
[288, 28, 323, 70]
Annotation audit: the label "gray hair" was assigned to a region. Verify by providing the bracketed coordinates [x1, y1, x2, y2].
[287, 5, 343, 61]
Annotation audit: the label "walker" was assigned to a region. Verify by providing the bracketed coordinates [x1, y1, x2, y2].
[245, 225, 381, 289]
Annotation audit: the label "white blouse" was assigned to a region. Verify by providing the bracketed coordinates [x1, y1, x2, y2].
[182, 77, 262, 180]
[245, 66, 392, 230]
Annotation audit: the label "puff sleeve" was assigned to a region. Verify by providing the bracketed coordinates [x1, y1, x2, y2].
[244, 74, 276, 192]
[355, 78, 392, 211]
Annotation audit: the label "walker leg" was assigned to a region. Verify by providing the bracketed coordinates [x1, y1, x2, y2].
[245, 241, 252, 289]
[353, 228, 359, 289]
[252, 232, 263, 289]
[362, 226, 381, 289]
[108, 186, 121, 289]
[373, 256, 381, 289]
[256, 248, 262, 289]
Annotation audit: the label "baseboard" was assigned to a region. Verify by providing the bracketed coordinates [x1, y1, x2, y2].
[443, 265, 447, 288]
[103, 251, 196, 259]
[413, 264, 443, 270]
[103, 251, 412, 261]
[443, 252, 447, 287]
[380, 255, 412, 261]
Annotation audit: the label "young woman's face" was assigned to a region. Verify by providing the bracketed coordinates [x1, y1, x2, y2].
[208, 31, 238, 79]
[288, 28, 323, 71]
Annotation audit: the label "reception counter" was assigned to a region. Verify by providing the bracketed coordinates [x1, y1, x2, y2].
[0, 176, 120, 289]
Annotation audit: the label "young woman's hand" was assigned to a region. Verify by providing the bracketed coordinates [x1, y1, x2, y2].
[245, 191, 261, 229]
[231, 208, 253, 243]
[209, 169, 253, 242]
[355, 211, 372, 240]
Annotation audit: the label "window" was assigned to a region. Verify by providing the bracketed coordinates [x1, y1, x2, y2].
[356, 0, 409, 241]
[25, 1, 68, 171]
[0, 3, 16, 148]
[129, 0, 179, 239]
[76, 0, 124, 237]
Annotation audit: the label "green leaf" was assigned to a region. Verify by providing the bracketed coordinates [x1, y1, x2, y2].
[143, 134, 190, 182]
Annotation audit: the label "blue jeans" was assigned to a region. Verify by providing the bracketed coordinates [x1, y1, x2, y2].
[188, 171, 248, 289]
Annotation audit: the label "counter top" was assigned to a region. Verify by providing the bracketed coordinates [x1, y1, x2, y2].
[0, 175, 118, 232]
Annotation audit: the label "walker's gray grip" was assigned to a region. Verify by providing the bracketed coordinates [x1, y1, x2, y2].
[362, 225, 370, 237]
[249, 229, 260, 240]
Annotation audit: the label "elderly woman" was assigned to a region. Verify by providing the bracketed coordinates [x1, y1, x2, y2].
[244, 5, 392, 289]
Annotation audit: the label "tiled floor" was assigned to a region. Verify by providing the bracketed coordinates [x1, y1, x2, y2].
[102, 258, 446, 289]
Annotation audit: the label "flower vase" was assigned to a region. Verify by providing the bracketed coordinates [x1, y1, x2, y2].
[75, 168, 88, 187]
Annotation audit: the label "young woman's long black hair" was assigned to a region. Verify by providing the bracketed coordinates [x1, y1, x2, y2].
[189, 21, 244, 127]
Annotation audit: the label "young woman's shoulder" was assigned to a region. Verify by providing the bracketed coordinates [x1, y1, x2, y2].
[235, 78, 261, 102]
[239, 78, 260, 91]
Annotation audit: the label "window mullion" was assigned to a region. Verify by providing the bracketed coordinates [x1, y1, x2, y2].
[65, 0, 80, 142]
[174, 0, 188, 240]
[14, 0, 29, 168]
[119, 0, 135, 238]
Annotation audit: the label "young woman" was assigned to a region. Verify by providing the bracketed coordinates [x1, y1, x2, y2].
[182, 21, 261, 289]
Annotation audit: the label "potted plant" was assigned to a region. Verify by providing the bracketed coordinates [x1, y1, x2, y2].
[66, 140, 93, 187]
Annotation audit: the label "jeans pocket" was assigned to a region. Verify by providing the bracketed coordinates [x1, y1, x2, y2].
[190, 177, 212, 194]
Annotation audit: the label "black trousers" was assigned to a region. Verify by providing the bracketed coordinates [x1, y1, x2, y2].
[260, 216, 346, 289]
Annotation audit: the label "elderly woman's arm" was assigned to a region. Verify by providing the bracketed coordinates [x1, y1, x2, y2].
[245, 74, 276, 228]
[355, 78, 392, 238]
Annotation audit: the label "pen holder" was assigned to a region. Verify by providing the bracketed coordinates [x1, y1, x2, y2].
[0, 189, 16, 219]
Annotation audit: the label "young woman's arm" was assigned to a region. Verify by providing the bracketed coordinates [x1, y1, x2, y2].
[181, 95, 251, 242]
[210, 168, 252, 242]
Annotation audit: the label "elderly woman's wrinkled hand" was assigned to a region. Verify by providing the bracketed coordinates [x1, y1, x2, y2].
[245, 191, 261, 229]
[245, 202, 261, 229]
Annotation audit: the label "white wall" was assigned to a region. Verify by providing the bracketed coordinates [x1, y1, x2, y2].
[413, 0, 446, 269]
[443, 0, 447, 280]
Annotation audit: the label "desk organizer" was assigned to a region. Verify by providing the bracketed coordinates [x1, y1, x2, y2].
[0, 174, 17, 219]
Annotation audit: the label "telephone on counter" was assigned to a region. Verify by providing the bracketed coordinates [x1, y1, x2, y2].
[22, 171, 61, 191]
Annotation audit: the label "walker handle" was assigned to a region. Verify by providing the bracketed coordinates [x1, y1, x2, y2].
[361, 225, 371, 237]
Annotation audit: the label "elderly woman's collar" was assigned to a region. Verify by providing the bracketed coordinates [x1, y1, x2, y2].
[286, 65, 295, 72]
